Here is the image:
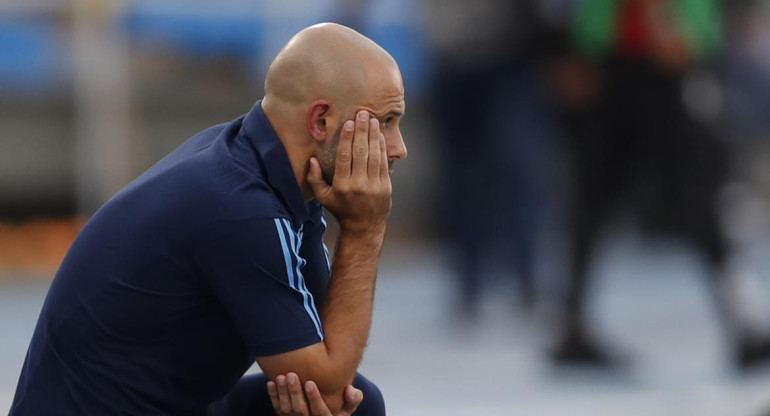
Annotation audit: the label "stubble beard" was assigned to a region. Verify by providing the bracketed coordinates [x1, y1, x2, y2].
[318, 122, 342, 185]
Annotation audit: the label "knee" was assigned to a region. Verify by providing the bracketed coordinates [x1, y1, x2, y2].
[352, 373, 385, 416]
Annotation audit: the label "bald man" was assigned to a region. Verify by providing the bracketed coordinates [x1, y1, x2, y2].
[10, 23, 406, 416]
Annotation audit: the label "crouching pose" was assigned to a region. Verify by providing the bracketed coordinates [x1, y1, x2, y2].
[10, 22, 407, 415]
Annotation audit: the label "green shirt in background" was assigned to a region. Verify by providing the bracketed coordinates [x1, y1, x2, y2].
[573, 0, 723, 60]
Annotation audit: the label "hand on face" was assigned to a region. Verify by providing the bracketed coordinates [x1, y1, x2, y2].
[307, 110, 392, 235]
[267, 373, 363, 416]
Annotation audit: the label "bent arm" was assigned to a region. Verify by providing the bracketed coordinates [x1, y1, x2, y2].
[258, 110, 391, 412]
[256, 229, 383, 412]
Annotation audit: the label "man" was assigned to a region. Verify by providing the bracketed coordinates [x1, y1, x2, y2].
[10, 22, 407, 415]
[422, 0, 552, 317]
[551, 0, 770, 370]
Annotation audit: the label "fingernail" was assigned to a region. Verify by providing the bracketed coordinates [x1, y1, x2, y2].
[357, 110, 368, 120]
[370, 118, 379, 128]
[287, 374, 296, 385]
[305, 382, 315, 392]
[344, 120, 354, 131]
[277, 376, 285, 386]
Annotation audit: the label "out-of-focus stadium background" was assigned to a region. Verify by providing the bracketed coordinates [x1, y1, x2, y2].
[3, 0, 770, 414]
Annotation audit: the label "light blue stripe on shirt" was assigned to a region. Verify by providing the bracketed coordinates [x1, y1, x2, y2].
[275, 218, 323, 340]
[319, 214, 331, 271]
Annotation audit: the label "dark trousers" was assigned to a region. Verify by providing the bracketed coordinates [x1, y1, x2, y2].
[432, 60, 551, 308]
[563, 56, 729, 323]
[207, 372, 385, 416]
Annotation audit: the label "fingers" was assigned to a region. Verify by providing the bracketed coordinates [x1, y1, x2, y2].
[304, 381, 332, 416]
[270, 378, 363, 416]
[349, 110, 384, 182]
[287, 373, 309, 414]
[267, 380, 281, 413]
[367, 118, 382, 179]
[276, 375, 292, 414]
[317, 109, 392, 233]
[306, 157, 331, 200]
[378, 132, 389, 181]
[351, 110, 370, 179]
[334, 120, 354, 180]
[340, 385, 363, 415]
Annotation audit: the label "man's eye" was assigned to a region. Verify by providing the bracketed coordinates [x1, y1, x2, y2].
[382, 118, 394, 129]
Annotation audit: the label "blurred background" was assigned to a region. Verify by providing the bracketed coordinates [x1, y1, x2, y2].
[3, 0, 770, 414]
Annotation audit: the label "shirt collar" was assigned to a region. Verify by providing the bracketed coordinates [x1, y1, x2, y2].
[241, 100, 310, 225]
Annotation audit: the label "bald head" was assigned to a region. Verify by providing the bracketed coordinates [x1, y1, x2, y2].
[261, 23, 407, 197]
[264, 23, 398, 109]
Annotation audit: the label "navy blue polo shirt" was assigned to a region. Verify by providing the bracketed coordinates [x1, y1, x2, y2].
[10, 101, 331, 416]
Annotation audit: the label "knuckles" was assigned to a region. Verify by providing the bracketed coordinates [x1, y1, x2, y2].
[337, 152, 352, 163]
[333, 182, 351, 194]
[354, 146, 368, 157]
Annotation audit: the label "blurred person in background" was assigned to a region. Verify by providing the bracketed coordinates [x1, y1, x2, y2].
[9, 23, 407, 416]
[422, 0, 556, 319]
[549, 0, 770, 369]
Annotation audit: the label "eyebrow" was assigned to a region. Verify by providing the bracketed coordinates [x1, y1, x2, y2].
[379, 110, 404, 119]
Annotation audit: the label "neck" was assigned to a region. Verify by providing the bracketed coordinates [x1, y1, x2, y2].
[286, 147, 315, 202]
[261, 97, 315, 201]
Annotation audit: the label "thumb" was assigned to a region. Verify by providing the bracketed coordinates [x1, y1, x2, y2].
[339, 385, 362, 415]
[306, 157, 331, 199]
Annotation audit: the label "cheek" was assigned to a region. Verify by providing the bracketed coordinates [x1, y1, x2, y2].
[320, 141, 339, 181]
[321, 142, 336, 168]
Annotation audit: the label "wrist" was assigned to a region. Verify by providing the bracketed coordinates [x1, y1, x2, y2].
[338, 220, 386, 238]
[337, 225, 386, 246]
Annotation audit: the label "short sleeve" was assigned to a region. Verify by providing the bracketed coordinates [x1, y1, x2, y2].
[194, 216, 324, 357]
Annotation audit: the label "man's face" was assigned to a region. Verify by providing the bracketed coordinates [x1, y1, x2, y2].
[319, 66, 407, 184]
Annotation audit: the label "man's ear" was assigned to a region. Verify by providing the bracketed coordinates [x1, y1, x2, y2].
[307, 100, 331, 143]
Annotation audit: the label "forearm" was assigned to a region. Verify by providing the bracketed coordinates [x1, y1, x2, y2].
[320, 229, 383, 382]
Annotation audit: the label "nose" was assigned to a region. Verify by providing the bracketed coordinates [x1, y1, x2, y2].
[387, 129, 407, 160]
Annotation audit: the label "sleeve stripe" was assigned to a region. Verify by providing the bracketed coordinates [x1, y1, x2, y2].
[296, 262, 323, 332]
[283, 219, 324, 339]
[274, 218, 324, 340]
[322, 244, 331, 272]
[274, 219, 296, 288]
[319, 213, 331, 271]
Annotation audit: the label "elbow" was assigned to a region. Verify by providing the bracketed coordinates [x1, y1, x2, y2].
[256, 343, 356, 412]
[308, 357, 355, 407]
[311, 367, 352, 414]
[312, 372, 349, 414]
[319, 390, 345, 414]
